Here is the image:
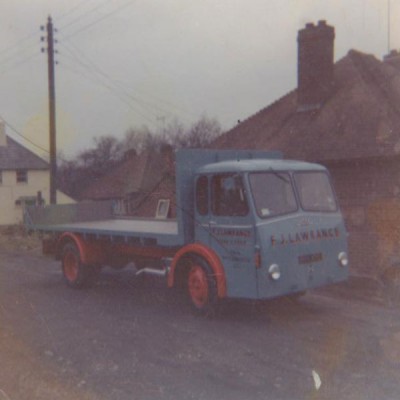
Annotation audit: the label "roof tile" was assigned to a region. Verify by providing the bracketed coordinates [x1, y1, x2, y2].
[212, 50, 400, 162]
[0, 136, 48, 170]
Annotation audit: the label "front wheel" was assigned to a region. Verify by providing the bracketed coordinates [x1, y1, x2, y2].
[186, 257, 218, 316]
[61, 242, 93, 288]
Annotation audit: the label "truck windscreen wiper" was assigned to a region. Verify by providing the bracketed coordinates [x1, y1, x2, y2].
[269, 167, 290, 183]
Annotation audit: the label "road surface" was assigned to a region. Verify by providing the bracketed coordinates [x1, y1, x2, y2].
[1, 249, 400, 400]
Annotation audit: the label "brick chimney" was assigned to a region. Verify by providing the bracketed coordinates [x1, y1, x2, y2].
[297, 20, 335, 111]
[0, 120, 6, 147]
[384, 50, 400, 70]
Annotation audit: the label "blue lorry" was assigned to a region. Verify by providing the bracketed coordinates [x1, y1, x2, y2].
[25, 149, 349, 315]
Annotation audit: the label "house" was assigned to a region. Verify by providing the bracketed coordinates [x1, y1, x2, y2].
[81, 146, 176, 218]
[0, 121, 75, 225]
[212, 20, 400, 276]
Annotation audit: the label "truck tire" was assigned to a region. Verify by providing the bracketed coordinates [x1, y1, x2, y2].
[61, 242, 92, 289]
[186, 257, 218, 316]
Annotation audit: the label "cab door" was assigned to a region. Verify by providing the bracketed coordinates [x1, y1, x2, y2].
[206, 173, 257, 299]
[194, 175, 213, 245]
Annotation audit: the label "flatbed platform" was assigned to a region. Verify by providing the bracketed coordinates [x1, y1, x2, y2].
[25, 202, 182, 247]
[52, 218, 178, 235]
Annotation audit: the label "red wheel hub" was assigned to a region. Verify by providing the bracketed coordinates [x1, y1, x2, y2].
[188, 265, 209, 308]
[63, 251, 79, 282]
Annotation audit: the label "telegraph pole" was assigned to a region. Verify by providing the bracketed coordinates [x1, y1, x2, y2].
[388, 0, 391, 54]
[43, 16, 57, 204]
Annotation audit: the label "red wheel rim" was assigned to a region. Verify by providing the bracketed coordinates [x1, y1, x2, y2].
[63, 251, 79, 282]
[188, 265, 209, 308]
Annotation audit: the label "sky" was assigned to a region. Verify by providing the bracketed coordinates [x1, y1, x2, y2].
[0, 0, 399, 159]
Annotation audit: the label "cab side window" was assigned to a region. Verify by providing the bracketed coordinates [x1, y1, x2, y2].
[196, 175, 209, 216]
[212, 174, 248, 216]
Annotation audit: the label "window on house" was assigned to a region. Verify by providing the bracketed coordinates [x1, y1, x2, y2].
[15, 196, 37, 207]
[16, 170, 27, 183]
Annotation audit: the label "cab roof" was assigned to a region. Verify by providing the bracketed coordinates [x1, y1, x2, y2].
[196, 158, 326, 174]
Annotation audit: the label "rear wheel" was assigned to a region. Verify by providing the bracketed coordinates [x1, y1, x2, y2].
[186, 257, 218, 316]
[61, 242, 93, 288]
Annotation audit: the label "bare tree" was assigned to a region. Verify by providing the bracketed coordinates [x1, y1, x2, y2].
[185, 115, 222, 148]
[160, 115, 221, 149]
[57, 116, 223, 199]
[78, 136, 122, 172]
[58, 135, 122, 199]
[123, 126, 159, 155]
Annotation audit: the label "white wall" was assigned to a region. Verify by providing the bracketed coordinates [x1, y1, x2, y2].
[0, 170, 75, 225]
[0, 170, 48, 224]
[56, 190, 76, 205]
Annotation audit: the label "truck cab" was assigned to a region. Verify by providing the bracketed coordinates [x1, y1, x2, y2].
[174, 151, 348, 304]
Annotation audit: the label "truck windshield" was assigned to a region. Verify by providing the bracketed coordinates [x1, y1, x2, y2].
[294, 171, 338, 212]
[249, 172, 297, 218]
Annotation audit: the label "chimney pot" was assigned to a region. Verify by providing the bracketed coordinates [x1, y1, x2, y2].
[384, 49, 400, 70]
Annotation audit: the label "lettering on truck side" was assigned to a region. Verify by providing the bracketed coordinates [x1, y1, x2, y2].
[210, 228, 252, 247]
[270, 227, 340, 246]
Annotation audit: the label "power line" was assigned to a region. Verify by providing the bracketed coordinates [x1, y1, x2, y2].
[0, 114, 75, 166]
[60, 40, 172, 115]
[57, 35, 196, 122]
[0, 0, 131, 74]
[62, 0, 137, 40]
[58, 0, 115, 31]
[0, 51, 41, 76]
[0, 27, 45, 74]
[58, 56, 156, 125]
[0, 0, 96, 67]
[55, 0, 100, 21]
[0, 30, 38, 59]
[0, 114, 49, 155]
[0, 36, 40, 70]
[57, 38, 171, 123]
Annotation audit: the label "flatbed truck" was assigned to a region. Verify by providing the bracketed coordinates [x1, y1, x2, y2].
[25, 149, 349, 315]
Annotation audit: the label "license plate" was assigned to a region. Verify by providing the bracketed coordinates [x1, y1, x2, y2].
[298, 253, 323, 264]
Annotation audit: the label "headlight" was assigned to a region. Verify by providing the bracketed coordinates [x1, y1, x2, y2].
[268, 264, 281, 280]
[338, 252, 348, 267]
